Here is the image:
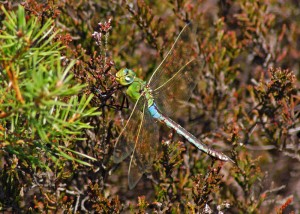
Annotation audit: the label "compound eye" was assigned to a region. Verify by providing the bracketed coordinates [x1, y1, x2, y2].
[125, 76, 131, 82]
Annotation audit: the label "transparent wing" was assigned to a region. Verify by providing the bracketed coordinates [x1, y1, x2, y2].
[128, 101, 159, 189]
[147, 22, 204, 117]
[113, 95, 146, 163]
[153, 58, 204, 117]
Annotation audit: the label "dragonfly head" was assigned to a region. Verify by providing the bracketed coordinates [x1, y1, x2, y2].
[116, 68, 136, 86]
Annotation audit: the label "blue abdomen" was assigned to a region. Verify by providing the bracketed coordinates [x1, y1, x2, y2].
[148, 104, 162, 120]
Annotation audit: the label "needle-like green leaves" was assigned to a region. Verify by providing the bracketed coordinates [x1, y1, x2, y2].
[0, 5, 100, 169]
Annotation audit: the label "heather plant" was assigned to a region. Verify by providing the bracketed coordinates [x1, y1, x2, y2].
[0, 0, 299, 213]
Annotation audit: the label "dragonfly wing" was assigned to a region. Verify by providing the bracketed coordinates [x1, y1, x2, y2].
[113, 95, 146, 163]
[148, 22, 205, 117]
[153, 58, 204, 117]
[128, 101, 159, 189]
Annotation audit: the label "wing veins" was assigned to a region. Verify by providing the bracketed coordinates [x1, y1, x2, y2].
[113, 93, 144, 163]
[147, 23, 190, 85]
[128, 100, 147, 189]
[153, 58, 195, 92]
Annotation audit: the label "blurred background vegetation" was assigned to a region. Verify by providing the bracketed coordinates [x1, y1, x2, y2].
[0, 0, 299, 213]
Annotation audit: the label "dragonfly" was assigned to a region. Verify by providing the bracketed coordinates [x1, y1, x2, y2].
[113, 22, 232, 189]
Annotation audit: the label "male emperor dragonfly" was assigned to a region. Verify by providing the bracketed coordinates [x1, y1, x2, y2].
[113, 22, 232, 189]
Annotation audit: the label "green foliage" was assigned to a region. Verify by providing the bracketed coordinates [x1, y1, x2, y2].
[0, 5, 98, 167]
[0, 0, 299, 213]
[0, 5, 99, 211]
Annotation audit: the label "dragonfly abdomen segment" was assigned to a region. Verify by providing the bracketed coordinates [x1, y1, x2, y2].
[148, 104, 232, 162]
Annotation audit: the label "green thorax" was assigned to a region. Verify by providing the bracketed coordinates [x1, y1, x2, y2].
[116, 68, 154, 107]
